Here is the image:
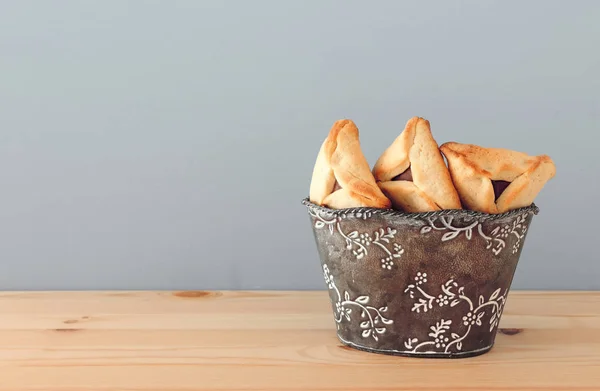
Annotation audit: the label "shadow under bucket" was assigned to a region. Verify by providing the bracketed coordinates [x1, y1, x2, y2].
[302, 197, 539, 358]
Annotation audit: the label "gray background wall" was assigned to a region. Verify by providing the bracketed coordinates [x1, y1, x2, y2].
[0, 1, 597, 290]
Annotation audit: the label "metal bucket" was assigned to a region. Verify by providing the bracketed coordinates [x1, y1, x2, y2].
[303, 197, 539, 358]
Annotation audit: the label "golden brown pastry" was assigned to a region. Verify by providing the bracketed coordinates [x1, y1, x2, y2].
[372, 116, 462, 212]
[440, 142, 556, 214]
[309, 119, 391, 209]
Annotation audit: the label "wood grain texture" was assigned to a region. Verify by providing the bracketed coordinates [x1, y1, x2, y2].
[0, 290, 598, 390]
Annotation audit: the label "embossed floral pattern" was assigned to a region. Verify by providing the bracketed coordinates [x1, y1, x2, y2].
[309, 209, 404, 269]
[307, 204, 532, 356]
[420, 213, 530, 255]
[436, 294, 450, 307]
[322, 264, 393, 341]
[310, 207, 529, 258]
[403, 274, 507, 353]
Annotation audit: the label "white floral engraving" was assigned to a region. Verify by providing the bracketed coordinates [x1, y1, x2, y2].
[308, 206, 527, 355]
[309, 209, 404, 266]
[322, 264, 393, 341]
[403, 273, 507, 353]
[420, 213, 529, 255]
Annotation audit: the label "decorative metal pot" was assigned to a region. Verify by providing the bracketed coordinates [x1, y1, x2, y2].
[302, 197, 539, 358]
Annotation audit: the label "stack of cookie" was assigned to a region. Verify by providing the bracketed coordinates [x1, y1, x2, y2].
[309, 117, 555, 214]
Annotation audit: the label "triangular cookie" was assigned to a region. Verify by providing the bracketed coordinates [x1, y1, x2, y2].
[372, 117, 462, 212]
[440, 142, 556, 214]
[309, 119, 391, 209]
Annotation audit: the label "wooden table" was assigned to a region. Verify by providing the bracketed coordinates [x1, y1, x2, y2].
[0, 291, 598, 390]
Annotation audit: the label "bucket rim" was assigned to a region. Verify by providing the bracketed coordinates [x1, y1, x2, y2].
[302, 197, 539, 222]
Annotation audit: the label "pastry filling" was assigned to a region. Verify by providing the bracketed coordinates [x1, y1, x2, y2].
[392, 166, 413, 182]
[492, 180, 510, 201]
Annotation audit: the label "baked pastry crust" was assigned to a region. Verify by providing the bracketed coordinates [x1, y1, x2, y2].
[372, 117, 462, 212]
[440, 142, 556, 214]
[309, 119, 391, 209]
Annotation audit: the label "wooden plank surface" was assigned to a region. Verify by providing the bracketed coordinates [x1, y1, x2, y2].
[0, 290, 598, 390]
